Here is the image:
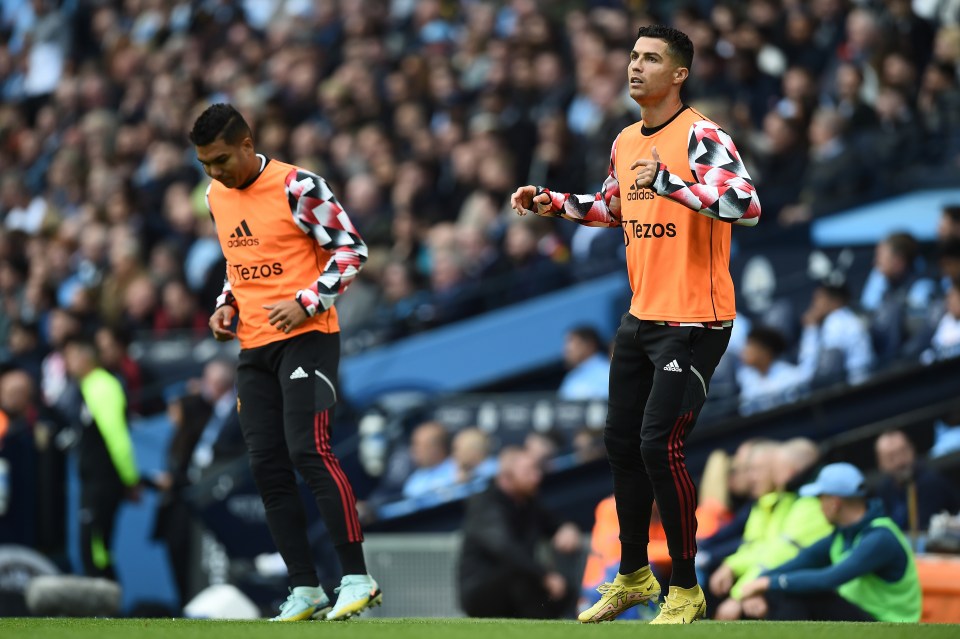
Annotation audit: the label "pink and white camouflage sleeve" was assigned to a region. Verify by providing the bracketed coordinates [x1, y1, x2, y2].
[284, 169, 369, 316]
[651, 121, 761, 226]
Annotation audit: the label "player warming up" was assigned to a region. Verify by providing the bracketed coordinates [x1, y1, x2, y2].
[190, 103, 380, 621]
[511, 25, 760, 624]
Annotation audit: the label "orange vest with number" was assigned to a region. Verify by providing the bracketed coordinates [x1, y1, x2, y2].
[615, 107, 736, 323]
[208, 159, 338, 349]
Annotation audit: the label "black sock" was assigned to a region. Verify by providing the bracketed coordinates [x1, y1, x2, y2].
[290, 571, 319, 588]
[670, 559, 697, 589]
[336, 542, 367, 575]
[619, 543, 649, 575]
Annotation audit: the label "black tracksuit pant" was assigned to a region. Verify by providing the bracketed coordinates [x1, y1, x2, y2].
[604, 313, 731, 585]
[237, 330, 365, 586]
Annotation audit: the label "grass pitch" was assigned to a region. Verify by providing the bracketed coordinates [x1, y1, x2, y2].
[2, 617, 957, 639]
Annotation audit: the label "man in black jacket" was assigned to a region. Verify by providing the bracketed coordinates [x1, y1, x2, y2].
[458, 447, 581, 618]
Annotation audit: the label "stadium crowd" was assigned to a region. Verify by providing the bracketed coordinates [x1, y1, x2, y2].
[2, 0, 960, 621]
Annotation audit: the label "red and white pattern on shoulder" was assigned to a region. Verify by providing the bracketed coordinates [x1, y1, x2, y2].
[284, 168, 368, 316]
[652, 120, 761, 227]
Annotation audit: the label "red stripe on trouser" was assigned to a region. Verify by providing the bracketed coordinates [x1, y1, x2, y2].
[313, 411, 363, 543]
[668, 411, 696, 558]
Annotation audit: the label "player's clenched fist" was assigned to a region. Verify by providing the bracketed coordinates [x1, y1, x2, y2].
[629, 146, 662, 189]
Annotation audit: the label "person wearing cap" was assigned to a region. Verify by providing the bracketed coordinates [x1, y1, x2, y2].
[738, 463, 921, 622]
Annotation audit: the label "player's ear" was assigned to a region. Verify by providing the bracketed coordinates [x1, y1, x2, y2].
[241, 136, 255, 156]
[674, 67, 689, 83]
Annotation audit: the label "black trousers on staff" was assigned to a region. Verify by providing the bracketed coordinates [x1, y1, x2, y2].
[766, 590, 876, 621]
[604, 313, 731, 584]
[236, 331, 365, 587]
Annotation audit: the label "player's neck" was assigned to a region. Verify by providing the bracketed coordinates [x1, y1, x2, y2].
[640, 96, 684, 129]
[237, 153, 268, 190]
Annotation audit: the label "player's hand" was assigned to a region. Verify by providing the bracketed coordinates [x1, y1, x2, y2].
[543, 571, 567, 600]
[715, 597, 743, 621]
[264, 300, 308, 334]
[629, 146, 661, 189]
[741, 595, 769, 619]
[209, 305, 237, 341]
[738, 576, 770, 599]
[510, 185, 550, 216]
[552, 522, 581, 554]
[709, 563, 735, 596]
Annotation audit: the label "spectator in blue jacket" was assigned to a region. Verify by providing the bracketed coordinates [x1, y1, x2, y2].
[558, 326, 609, 401]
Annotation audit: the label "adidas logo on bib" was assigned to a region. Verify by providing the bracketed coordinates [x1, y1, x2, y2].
[663, 360, 683, 373]
[290, 366, 308, 380]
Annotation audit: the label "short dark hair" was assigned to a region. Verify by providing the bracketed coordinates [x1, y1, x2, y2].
[568, 325, 604, 353]
[883, 232, 919, 265]
[817, 281, 851, 304]
[189, 103, 252, 146]
[746, 326, 788, 357]
[63, 334, 98, 358]
[637, 24, 694, 71]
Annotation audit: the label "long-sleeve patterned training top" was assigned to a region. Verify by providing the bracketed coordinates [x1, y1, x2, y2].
[534, 105, 760, 324]
[207, 155, 368, 349]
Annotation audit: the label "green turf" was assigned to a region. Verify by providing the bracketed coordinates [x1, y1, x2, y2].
[1, 618, 957, 639]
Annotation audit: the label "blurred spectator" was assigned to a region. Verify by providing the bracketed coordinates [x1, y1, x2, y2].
[709, 440, 831, 620]
[152, 390, 212, 609]
[40, 307, 82, 419]
[524, 430, 564, 470]
[558, 326, 609, 401]
[401, 421, 455, 500]
[571, 427, 605, 464]
[857, 85, 921, 197]
[458, 446, 581, 618]
[739, 463, 921, 623]
[798, 282, 874, 386]
[493, 217, 569, 308]
[697, 439, 773, 590]
[0, 256, 29, 347]
[873, 430, 960, 536]
[937, 239, 960, 293]
[94, 325, 142, 414]
[63, 336, 140, 581]
[930, 407, 960, 459]
[778, 107, 865, 226]
[152, 279, 208, 338]
[859, 232, 935, 363]
[187, 359, 243, 478]
[152, 359, 242, 607]
[749, 112, 808, 224]
[420, 248, 481, 327]
[736, 326, 807, 416]
[362, 259, 430, 342]
[3, 319, 46, 381]
[825, 63, 878, 136]
[451, 426, 498, 486]
[0, 369, 40, 545]
[938, 205, 960, 244]
[921, 275, 960, 363]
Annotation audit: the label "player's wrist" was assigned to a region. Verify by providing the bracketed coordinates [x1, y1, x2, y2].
[215, 292, 238, 311]
[651, 164, 666, 193]
[296, 289, 320, 317]
[534, 187, 558, 215]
